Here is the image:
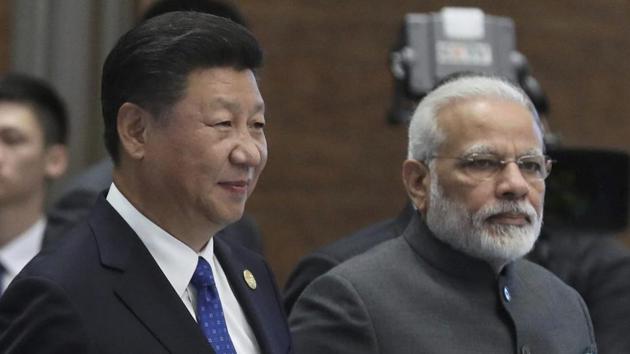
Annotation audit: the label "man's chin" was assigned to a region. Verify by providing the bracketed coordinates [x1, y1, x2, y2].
[478, 226, 538, 257]
[213, 208, 245, 227]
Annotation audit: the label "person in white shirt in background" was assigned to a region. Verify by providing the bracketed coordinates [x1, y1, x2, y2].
[0, 73, 68, 293]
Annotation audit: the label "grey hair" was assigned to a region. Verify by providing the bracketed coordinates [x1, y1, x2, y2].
[407, 75, 542, 161]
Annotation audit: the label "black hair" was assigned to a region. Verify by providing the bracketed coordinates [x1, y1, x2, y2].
[101, 11, 262, 163]
[0, 73, 68, 145]
[142, 0, 247, 27]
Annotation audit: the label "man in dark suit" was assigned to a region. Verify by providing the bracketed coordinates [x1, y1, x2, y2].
[289, 75, 596, 353]
[0, 74, 68, 294]
[0, 12, 291, 354]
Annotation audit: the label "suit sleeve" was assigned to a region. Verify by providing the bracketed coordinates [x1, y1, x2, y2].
[575, 290, 598, 353]
[289, 272, 379, 354]
[577, 238, 630, 354]
[283, 252, 340, 314]
[0, 277, 95, 353]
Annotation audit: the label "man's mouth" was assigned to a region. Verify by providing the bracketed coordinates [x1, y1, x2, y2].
[485, 212, 531, 226]
[218, 180, 249, 194]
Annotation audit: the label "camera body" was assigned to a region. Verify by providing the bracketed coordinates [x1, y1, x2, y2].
[391, 8, 517, 99]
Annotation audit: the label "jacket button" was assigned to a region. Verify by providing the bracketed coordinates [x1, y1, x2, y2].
[503, 286, 511, 302]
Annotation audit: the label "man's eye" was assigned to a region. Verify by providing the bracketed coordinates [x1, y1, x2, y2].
[215, 121, 232, 127]
[252, 122, 265, 130]
[0, 131, 27, 145]
[466, 158, 499, 170]
[519, 160, 543, 173]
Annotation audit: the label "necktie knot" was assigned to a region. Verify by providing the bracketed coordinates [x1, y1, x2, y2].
[191, 257, 215, 289]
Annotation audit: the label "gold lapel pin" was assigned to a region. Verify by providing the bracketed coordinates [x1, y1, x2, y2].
[243, 269, 257, 290]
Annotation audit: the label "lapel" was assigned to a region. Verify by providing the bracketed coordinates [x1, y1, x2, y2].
[88, 196, 215, 354]
[214, 236, 290, 354]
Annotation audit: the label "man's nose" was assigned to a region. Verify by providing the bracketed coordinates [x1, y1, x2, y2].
[495, 162, 530, 200]
[230, 135, 263, 167]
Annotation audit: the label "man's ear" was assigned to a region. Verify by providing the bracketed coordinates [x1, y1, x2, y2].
[43, 144, 68, 179]
[117, 102, 150, 161]
[402, 159, 431, 214]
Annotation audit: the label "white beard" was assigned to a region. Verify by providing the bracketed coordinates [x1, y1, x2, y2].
[425, 172, 542, 271]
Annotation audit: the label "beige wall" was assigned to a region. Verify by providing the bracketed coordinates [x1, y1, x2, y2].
[1, 1, 628, 284]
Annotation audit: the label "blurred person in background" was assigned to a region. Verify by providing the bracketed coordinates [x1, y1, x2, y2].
[0, 73, 68, 294]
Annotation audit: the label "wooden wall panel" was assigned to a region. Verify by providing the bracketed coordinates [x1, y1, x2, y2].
[236, 1, 630, 284]
[0, 1, 9, 73]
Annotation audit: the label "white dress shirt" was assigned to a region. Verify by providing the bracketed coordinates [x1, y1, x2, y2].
[106, 183, 260, 353]
[0, 217, 45, 293]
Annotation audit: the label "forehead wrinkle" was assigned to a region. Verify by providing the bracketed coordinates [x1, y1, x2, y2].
[208, 97, 265, 117]
[208, 97, 240, 112]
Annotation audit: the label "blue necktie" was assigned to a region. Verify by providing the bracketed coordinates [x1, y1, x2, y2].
[190, 256, 236, 354]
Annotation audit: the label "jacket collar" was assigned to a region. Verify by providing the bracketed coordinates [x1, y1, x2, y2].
[90, 194, 290, 354]
[403, 212, 510, 287]
[215, 234, 291, 354]
[89, 195, 214, 354]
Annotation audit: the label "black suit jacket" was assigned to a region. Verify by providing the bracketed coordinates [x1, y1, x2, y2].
[0, 196, 291, 353]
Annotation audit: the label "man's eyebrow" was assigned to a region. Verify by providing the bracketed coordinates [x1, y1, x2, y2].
[251, 101, 265, 115]
[461, 145, 544, 157]
[462, 144, 494, 156]
[520, 148, 543, 156]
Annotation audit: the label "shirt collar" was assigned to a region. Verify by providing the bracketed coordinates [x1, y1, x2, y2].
[106, 183, 214, 298]
[0, 217, 46, 276]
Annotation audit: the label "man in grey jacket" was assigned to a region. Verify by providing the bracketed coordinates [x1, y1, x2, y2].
[289, 75, 597, 353]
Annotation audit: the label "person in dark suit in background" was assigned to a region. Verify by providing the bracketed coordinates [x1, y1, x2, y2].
[46, 0, 264, 255]
[0, 74, 68, 293]
[0, 11, 291, 354]
[289, 75, 596, 353]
